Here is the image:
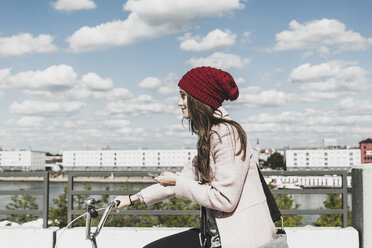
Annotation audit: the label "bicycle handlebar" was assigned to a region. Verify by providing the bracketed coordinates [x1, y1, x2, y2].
[85, 198, 120, 248]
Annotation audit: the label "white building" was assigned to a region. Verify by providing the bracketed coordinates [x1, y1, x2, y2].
[63, 150, 197, 169]
[286, 148, 361, 171]
[0, 151, 46, 171]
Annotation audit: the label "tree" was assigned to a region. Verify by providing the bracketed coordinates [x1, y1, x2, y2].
[49, 186, 68, 228]
[5, 192, 39, 224]
[314, 194, 352, 227]
[268, 184, 302, 227]
[263, 152, 286, 170]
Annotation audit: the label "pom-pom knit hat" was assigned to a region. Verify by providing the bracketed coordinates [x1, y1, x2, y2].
[178, 66, 239, 109]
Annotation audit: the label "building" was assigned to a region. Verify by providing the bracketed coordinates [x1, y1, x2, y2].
[360, 138, 372, 164]
[62, 149, 197, 170]
[0, 150, 46, 171]
[285, 148, 361, 171]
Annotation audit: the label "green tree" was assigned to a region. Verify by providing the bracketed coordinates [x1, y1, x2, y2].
[263, 153, 286, 170]
[314, 194, 352, 227]
[5, 192, 39, 224]
[268, 184, 302, 227]
[49, 186, 68, 228]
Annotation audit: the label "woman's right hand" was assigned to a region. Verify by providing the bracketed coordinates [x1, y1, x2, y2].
[113, 195, 132, 209]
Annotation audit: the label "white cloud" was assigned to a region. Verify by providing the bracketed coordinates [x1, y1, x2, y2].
[0, 68, 11, 90]
[9, 100, 85, 115]
[138, 77, 162, 90]
[270, 19, 372, 55]
[138, 73, 179, 95]
[339, 97, 372, 113]
[13, 116, 45, 128]
[179, 29, 236, 51]
[67, 0, 244, 53]
[186, 52, 250, 70]
[0, 33, 57, 57]
[241, 108, 372, 147]
[233, 86, 290, 108]
[103, 119, 131, 128]
[2, 64, 132, 103]
[81, 72, 114, 91]
[289, 60, 370, 100]
[105, 94, 178, 117]
[235, 77, 245, 84]
[51, 0, 96, 11]
[7, 65, 77, 91]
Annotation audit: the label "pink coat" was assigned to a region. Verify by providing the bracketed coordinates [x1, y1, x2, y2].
[140, 108, 276, 247]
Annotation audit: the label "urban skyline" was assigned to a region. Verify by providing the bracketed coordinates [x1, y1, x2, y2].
[0, 0, 371, 154]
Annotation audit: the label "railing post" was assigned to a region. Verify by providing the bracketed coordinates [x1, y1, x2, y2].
[352, 164, 372, 248]
[67, 173, 74, 228]
[341, 171, 348, 228]
[43, 172, 49, 228]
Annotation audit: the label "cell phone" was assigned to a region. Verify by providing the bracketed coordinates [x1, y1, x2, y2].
[147, 172, 161, 178]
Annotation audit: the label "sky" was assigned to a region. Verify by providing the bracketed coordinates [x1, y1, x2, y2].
[0, 0, 371, 153]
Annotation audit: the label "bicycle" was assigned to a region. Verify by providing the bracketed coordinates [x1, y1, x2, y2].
[54, 198, 120, 248]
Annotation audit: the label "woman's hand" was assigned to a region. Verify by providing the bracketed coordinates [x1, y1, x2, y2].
[154, 171, 178, 186]
[113, 195, 134, 209]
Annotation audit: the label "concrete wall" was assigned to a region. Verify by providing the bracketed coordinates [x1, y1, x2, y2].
[0, 226, 359, 248]
[353, 163, 372, 248]
[0, 227, 57, 248]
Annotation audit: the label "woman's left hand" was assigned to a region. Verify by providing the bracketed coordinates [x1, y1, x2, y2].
[154, 171, 178, 186]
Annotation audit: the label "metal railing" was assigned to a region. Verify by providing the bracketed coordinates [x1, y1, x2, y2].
[67, 170, 349, 227]
[262, 170, 349, 227]
[0, 172, 49, 228]
[66, 171, 200, 226]
[0, 170, 350, 229]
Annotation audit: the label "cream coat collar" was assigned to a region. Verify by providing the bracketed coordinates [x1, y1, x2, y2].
[213, 106, 230, 119]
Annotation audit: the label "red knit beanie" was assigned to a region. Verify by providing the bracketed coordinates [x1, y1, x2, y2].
[178, 66, 239, 109]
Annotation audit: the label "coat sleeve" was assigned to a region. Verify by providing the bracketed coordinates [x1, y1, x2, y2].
[139, 155, 198, 206]
[173, 124, 252, 213]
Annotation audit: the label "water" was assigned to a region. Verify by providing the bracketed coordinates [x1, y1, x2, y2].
[0, 180, 351, 226]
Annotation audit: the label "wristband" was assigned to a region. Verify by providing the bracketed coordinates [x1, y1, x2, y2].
[128, 194, 134, 206]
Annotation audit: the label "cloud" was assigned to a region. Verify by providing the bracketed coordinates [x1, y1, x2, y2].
[241, 108, 372, 147]
[2, 64, 132, 103]
[339, 97, 372, 113]
[51, 0, 96, 12]
[138, 73, 179, 95]
[0, 68, 11, 90]
[105, 94, 178, 117]
[186, 52, 250, 70]
[67, 0, 244, 53]
[0, 33, 57, 57]
[179, 29, 236, 51]
[81, 72, 114, 91]
[289, 60, 370, 101]
[138, 77, 162, 90]
[270, 19, 372, 55]
[11, 116, 45, 128]
[7, 65, 77, 91]
[9, 100, 86, 115]
[232, 86, 290, 108]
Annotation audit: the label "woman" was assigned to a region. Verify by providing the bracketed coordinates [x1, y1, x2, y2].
[114, 66, 276, 248]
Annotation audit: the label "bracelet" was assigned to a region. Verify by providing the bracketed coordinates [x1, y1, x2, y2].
[128, 194, 134, 206]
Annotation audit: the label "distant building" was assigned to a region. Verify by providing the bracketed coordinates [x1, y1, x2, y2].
[322, 138, 338, 147]
[63, 150, 197, 170]
[286, 148, 360, 171]
[360, 138, 372, 164]
[0, 150, 46, 171]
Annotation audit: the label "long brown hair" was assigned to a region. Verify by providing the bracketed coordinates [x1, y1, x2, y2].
[186, 93, 247, 182]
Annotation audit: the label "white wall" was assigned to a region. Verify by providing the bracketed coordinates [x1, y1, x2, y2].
[286, 149, 361, 170]
[63, 150, 197, 169]
[0, 226, 359, 248]
[0, 151, 45, 171]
